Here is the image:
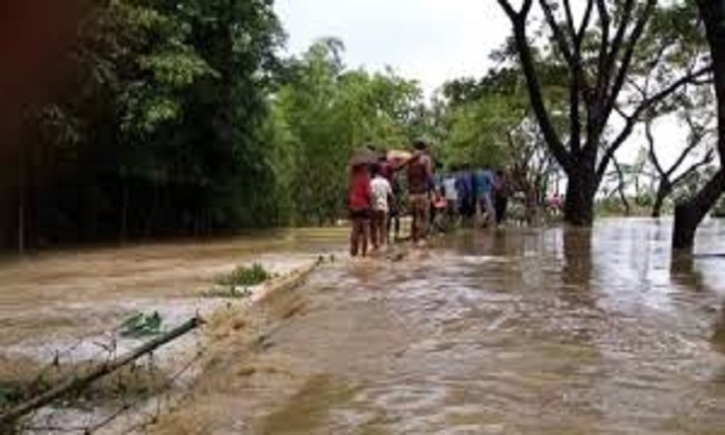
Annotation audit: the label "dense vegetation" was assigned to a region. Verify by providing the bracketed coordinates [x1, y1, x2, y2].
[5, 0, 284, 249]
[2, 0, 724, 252]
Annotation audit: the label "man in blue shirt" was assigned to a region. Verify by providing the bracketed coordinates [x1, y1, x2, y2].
[455, 165, 475, 222]
[474, 168, 496, 227]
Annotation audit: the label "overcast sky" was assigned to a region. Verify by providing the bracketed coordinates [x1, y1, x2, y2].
[275, 0, 510, 95]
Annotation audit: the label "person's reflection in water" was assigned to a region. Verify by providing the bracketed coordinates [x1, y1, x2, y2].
[491, 227, 510, 258]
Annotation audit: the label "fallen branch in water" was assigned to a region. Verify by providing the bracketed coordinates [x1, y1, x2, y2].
[0, 316, 204, 429]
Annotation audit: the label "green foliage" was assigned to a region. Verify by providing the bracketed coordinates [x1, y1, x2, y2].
[11, 0, 284, 248]
[0, 383, 23, 410]
[120, 312, 163, 337]
[216, 263, 272, 288]
[441, 62, 566, 199]
[270, 39, 428, 224]
[8, 0, 715, 248]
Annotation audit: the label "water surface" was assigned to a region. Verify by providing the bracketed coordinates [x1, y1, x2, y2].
[181, 219, 725, 435]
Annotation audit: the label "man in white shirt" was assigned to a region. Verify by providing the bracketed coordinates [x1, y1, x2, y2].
[370, 164, 394, 250]
[442, 171, 459, 224]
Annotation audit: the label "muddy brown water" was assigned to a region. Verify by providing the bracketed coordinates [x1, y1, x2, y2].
[0, 229, 343, 350]
[150, 218, 725, 435]
[5, 220, 725, 434]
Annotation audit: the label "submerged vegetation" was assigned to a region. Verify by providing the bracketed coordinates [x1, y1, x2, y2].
[216, 263, 272, 288]
[204, 263, 273, 298]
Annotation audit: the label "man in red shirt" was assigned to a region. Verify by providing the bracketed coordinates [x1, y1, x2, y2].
[349, 163, 372, 257]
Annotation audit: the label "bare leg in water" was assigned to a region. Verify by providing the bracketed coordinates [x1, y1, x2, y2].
[350, 216, 370, 257]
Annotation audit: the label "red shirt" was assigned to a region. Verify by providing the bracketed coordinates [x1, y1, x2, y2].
[349, 169, 372, 210]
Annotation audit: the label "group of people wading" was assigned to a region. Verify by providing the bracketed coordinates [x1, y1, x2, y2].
[348, 139, 509, 257]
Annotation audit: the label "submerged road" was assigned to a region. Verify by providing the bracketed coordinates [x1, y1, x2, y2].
[150, 219, 725, 435]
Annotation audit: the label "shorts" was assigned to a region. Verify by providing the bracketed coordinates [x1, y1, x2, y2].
[349, 208, 371, 219]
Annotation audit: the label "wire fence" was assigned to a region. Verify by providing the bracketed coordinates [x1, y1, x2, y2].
[1, 316, 206, 435]
[1, 260, 323, 435]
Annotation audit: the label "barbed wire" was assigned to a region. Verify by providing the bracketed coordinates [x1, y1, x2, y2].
[3, 317, 206, 435]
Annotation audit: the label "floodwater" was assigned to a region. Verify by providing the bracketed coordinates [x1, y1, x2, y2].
[151, 218, 725, 435]
[4, 220, 725, 434]
[0, 229, 341, 351]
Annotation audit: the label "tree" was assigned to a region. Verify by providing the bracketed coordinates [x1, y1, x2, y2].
[443, 96, 515, 169]
[7, 0, 285, 250]
[272, 39, 425, 224]
[672, 1, 725, 251]
[496, 0, 710, 226]
[442, 62, 567, 220]
[646, 98, 716, 218]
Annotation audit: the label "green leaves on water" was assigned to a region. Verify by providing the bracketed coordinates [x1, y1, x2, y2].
[119, 312, 163, 338]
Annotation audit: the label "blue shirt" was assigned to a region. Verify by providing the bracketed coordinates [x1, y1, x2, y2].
[455, 171, 473, 199]
[474, 169, 494, 196]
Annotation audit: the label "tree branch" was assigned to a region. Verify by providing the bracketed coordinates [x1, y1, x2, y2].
[600, 0, 657, 139]
[497, 0, 518, 19]
[645, 116, 667, 179]
[599, 0, 635, 99]
[671, 149, 715, 188]
[667, 112, 711, 177]
[508, 17, 571, 170]
[596, 66, 712, 182]
[540, 0, 592, 156]
[612, 154, 632, 215]
[497, 0, 534, 20]
[539, 0, 574, 64]
[594, 0, 611, 99]
[562, 0, 577, 40]
[576, 0, 595, 43]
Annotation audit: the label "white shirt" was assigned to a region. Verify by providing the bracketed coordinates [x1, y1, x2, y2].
[443, 177, 458, 202]
[371, 176, 393, 212]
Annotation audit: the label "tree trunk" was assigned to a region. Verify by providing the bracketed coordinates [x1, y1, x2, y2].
[672, 170, 725, 250]
[672, 2, 725, 251]
[564, 155, 596, 226]
[651, 182, 671, 218]
[616, 180, 631, 217]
